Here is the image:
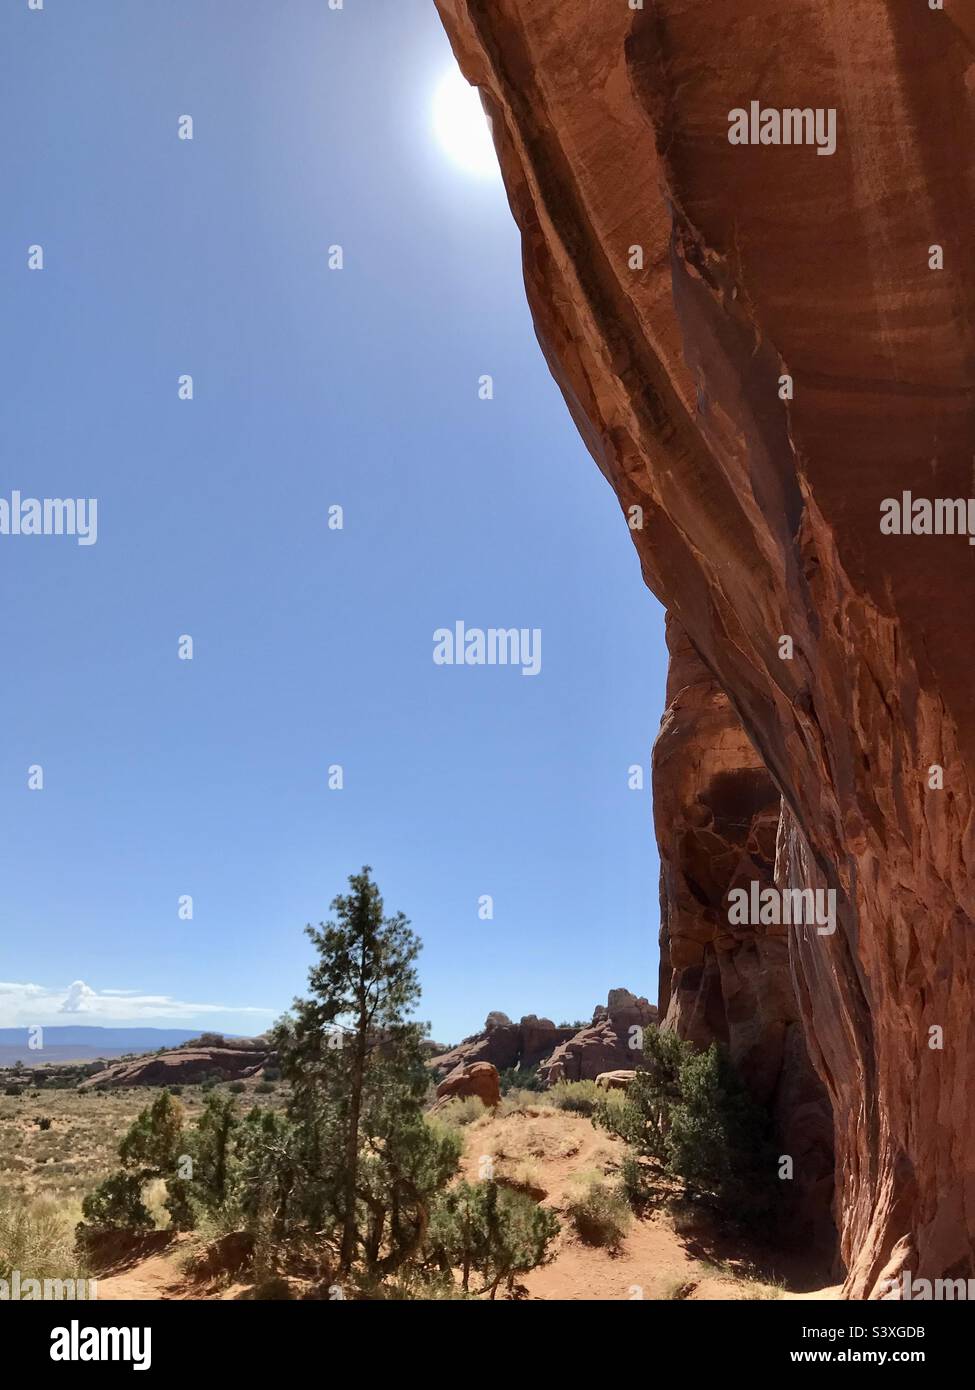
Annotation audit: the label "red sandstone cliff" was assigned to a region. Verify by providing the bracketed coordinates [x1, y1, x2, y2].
[655, 613, 834, 1256]
[435, 0, 975, 1296]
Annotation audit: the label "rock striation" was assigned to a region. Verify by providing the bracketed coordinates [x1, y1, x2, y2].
[435, 0, 975, 1296]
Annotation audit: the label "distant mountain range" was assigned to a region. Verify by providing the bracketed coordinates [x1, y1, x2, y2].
[0, 1026, 238, 1066]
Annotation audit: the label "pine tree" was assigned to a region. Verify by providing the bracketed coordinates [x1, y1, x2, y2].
[272, 866, 442, 1274]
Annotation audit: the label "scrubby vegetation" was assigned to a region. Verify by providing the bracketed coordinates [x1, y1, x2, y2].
[496, 1087, 552, 1117]
[496, 1066, 544, 1095]
[0, 1191, 88, 1286]
[426, 1179, 559, 1297]
[548, 1080, 605, 1115]
[70, 868, 558, 1299]
[565, 1178, 631, 1249]
[435, 1096, 489, 1127]
[594, 1027, 773, 1218]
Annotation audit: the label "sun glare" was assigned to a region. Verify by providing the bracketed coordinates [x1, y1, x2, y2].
[432, 66, 500, 179]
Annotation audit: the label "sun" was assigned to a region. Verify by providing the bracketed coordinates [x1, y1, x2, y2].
[432, 66, 500, 179]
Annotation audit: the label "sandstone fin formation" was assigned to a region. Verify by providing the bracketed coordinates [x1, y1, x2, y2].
[434, 0, 975, 1296]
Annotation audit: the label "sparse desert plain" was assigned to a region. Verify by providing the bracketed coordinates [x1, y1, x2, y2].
[0, 1043, 835, 1302]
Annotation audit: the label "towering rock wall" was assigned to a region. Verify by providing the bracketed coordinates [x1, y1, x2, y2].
[654, 614, 785, 1085]
[435, 0, 975, 1296]
[654, 613, 834, 1255]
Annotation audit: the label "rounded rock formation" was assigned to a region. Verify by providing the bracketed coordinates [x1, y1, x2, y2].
[434, 1060, 501, 1110]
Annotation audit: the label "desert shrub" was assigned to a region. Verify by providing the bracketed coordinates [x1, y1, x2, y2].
[366, 1268, 473, 1301]
[496, 1088, 552, 1117]
[592, 1087, 629, 1120]
[77, 1173, 153, 1238]
[37, 1117, 52, 1131]
[75, 1090, 190, 1240]
[496, 1066, 544, 1095]
[118, 1091, 186, 1173]
[254, 1081, 275, 1095]
[498, 1160, 546, 1201]
[435, 1096, 486, 1127]
[0, 1193, 87, 1283]
[426, 1181, 560, 1297]
[226, 1106, 299, 1234]
[548, 1080, 602, 1115]
[619, 1153, 651, 1208]
[248, 1275, 294, 1300]
[595, 1032, 773, 1216]
[4, 1086, 23, 1098]
[262, 1066, 281, 1082]
[661, 1275, 697, 1300]
[163, 1178, 200, 1232]
[191, 1092, 239, 1206]
[665, 1046, 769, 1202]
[228, 1081, 247, 1094]
[566, 1179, 631, 1249]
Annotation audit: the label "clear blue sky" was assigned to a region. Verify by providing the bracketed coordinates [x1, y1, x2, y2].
[0, 0, 667, 1044]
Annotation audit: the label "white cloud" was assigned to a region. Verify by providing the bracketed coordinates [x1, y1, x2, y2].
[60, 980, 97, 1013]
[0, 979, 275, 1028]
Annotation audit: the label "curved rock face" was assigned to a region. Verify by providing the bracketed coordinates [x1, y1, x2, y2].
[435, 0, 975, 1296]
[433, 1061, 501, 1111]
[655, 614, 787, 1089]
[655, 613, 835, 1255]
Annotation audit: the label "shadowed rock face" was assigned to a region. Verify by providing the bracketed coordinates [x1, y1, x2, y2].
[435, 0, 975, 1296]
[655, 615, 786, 1084]
[655, 614, 835, 1258]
